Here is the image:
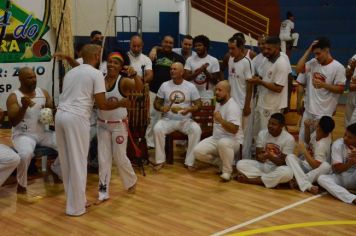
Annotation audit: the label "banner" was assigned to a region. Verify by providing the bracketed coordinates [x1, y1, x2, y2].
[0, 0, 56, 110]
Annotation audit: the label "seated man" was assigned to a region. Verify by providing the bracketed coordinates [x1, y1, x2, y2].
[318, 123, 356, 205]
[193, 81, 243, 181]
[0, 108, 20, 187]
[6, 67, 61, 193]
[236, 113, 295, 188]
[153, 62, 202, 171]
[286, 116, 334, 194]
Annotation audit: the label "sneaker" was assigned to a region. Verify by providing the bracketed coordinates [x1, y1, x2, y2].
[220, 173, 231, 182]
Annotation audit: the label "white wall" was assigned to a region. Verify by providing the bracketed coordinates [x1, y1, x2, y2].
[72, 0, 188, 36]
[190, 8, 257, 46]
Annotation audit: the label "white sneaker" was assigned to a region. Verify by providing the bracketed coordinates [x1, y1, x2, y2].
[220, 173, 231, 182]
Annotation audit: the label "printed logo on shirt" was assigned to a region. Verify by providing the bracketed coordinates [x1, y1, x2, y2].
[267, 71, 273, 79]
[265, 143, 282, 158]
[313, 72, 327, 82]
[116, 135, 125, 144]
[156, 57, 174, 67]
[169, 90, 185, 104]
[194, 73, 207, 85]
[108, 96, 118, 102]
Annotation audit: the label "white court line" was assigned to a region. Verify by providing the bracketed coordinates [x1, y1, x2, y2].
[211, 193, 325, 236]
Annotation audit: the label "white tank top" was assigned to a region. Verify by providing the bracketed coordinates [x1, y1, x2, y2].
[98, 75, 127, 121]
[12, 88, 46, 139]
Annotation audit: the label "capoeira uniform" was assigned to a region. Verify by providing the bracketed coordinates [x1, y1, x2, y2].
[345, 55, 356, 126]
[184, 54, 220, 97]
[298, 58, 346, 143]
[193, 98, 243, 175]
[56, 64, 106, 216]
[236, 129, 295, 188]
[146, 52, 185, 148]
[0, 144, 20, 186]
[318, 139, 356, 204]
[228, 56, 253, 159]
[12, 88, 59, 188]
[286, 132, 332, 191]
[97, 76, 137, 201]
[253, 55, 290, 140]
[153, 80, 201, 166]
[279, 19, 299, 53]
[128, 51, 152, 78]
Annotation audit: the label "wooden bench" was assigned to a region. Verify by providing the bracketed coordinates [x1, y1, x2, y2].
[165, 106, 215, 164]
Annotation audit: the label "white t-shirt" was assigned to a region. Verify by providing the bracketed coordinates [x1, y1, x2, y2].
[256, 129, 295, 165]
[184, 54, 220, 92]
[76, 57, 107, 75]
[257, 55, 290, 110]
[213, 98, 244, 144]
[58, 64, 106, 120]
[156, 80, 200, 120]
[228, 56, 253, 108]
[172, 48, 197, 59]
[127, 52, 152, 77]
[331, 138, 356, 173]
[308, 132, 332, 163]
[280, 19, 294, 36]
[299, 58, 346, 116]
[252, 53, 265, 76]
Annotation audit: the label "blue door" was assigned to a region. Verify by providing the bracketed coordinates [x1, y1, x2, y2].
[159, 12, 180, 47]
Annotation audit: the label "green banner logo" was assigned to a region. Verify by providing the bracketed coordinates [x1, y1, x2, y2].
[0, 0, 51, 63]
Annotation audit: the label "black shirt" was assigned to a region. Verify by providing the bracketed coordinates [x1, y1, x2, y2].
[150, 51, 185, 93]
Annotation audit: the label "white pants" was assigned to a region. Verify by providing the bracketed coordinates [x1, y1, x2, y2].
[97, 121, 137, 201]
[253, 107, 281, 141]
[236, 160, 293, 188]
[56, 110, 90, 216]
[345, 102, 356, 127]
[286, 154, 331, 192]
[145, 91, 161, 148]
[318, 171, 356, 204]
[242, 107, 254, 159]
[12, 131, 57, 188]
[0, 144, 20, 186]
[299, 111, 323, 144]
[194, 137, 240, 174]
[154, 118, 201, 166]
[280, 33, 299, 53]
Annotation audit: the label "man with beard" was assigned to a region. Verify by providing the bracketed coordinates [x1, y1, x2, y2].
[236, 113, 295, 188]
[153, 62, 201, 171]
[296, 37, 346, 143]
[193, 81, 243, 181]
[184, 35, 220, 96]
[146, 35, 185, 148]
[56, 44, 125, 216]
[6, 67, 61, 193]
[248, 36, 290, 137]
[318, 123, 356, 205]
[127, 35, 153, 83]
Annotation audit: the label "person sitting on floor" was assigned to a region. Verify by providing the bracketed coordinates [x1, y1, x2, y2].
[153, 62, 202, 171]
[236, 113, 295, 188]
[286, 116, 335, 194]
[193, 80, 243, 181]
[318, 123, 356, 205]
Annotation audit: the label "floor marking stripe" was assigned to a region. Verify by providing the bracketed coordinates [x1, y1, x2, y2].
[211, 193, 324, 236]
[228, 220, 356, 236]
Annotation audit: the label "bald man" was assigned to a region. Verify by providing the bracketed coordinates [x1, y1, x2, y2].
[6, 67, 61, 193]
[127, 35, 153, 83]
[153, 62, 202, 171]
[56, 44, 125, 216]
[193, 81, 243, 181]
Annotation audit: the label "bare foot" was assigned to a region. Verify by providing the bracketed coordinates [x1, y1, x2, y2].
[289, 179, 298, 189]
[308, 185, 319, 195]
[85, 202, 92, 208]
[94, 198, 109, 205]
[127, 184, 136, 194]
[17, 184, 27, 194]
